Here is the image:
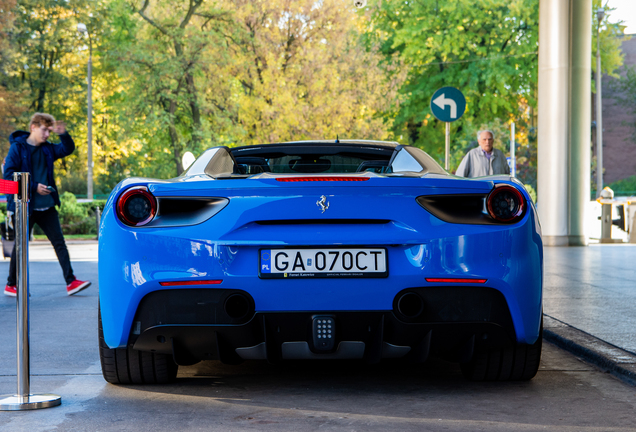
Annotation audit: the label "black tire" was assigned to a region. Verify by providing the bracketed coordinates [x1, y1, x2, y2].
[98, 307, 178, 384]
[460, 317, 543, 381]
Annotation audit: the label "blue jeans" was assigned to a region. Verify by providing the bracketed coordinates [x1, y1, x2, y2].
[7, 207, 75, 286]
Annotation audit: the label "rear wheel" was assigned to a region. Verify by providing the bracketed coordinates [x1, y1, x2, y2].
[98, 307, 178, 384]
[460, 317, 542, 381]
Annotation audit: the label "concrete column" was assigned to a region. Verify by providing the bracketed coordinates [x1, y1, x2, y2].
[568, 0, 592, 246]
[538, 0, 570, 246]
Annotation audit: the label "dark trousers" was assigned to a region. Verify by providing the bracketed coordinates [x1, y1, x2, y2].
[7, 207, 74, 286]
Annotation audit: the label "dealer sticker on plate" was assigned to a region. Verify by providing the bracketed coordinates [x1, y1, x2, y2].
[259, 248, 388, 279]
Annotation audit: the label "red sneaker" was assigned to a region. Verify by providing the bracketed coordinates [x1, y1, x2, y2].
[4, 284, 16, 297]
[67, 278, 91, 296]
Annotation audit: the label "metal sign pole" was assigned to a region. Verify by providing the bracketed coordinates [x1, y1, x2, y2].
[445, 122, 450, 171]
[0, 172, 61, 411]
[430, 87, 466, 172]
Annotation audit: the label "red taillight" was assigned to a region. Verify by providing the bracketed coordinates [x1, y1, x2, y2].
[116, 186, 157, 227]
[426, 278, 487, 283]
[159, 280, 223, 286]
[486, 185, 525, 223]
[276, 177, 369, 182]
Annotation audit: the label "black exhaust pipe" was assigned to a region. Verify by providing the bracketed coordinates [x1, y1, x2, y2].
[224, 293, 251, 319]
[396, 292, 424, 318]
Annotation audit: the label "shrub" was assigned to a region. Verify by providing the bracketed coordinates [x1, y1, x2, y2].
[0, 194, 105, 235]
[58, 192, 93, 234]
[523, 184, 537, 204]
[59, 172, 90, 197]
[606, 175, 636, 196]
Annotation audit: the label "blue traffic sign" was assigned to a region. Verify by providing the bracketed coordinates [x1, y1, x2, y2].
[430, 87, 466, 123]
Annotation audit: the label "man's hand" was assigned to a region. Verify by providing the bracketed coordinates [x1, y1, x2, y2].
[52, 121, 66, 135]
[37, 183, 52, 195]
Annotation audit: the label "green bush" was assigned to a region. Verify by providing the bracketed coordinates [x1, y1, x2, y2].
[606, 175, 636, 196]
[523, 184, 537, 204]
[58, 192, 88, 232]
[59, 173, 90, 197]
[58, 192, 100, 235]
[63, 197, 106, 235]
[0, 194, 106, 235]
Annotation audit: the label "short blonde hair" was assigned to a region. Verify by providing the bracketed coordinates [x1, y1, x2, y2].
[29, 113, 55, 129]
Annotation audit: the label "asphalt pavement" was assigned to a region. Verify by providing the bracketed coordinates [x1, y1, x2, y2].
[0, 240, 635, 431]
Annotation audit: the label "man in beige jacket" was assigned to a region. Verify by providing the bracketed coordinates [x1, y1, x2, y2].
[455, 130, 510, 177]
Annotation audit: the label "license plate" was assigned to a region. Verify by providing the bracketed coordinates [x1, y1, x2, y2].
[259, 248, 388, 279]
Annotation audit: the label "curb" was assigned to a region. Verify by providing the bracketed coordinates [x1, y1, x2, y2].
[543, 315, 636, 387]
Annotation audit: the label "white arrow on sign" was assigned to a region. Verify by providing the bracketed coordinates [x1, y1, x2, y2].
[432, 93, 457, 119]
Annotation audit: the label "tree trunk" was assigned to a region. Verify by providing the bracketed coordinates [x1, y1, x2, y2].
[186, 73, 201, 130]
[185, 72, 202, 148]
[167, 99, 183, 176]
[36, 85, 46, 112]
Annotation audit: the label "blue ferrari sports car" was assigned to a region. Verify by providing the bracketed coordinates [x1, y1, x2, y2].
[98, 140, 543, 384]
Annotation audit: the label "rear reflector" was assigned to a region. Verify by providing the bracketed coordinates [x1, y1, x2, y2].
[159, 280, 223, 286]
[276, 177, 369, 182]
[426, 278, 487, 284]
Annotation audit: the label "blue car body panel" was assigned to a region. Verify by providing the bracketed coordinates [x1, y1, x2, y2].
[99, 174, 543, 350]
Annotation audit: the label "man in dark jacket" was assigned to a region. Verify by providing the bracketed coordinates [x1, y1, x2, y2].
[3, 113, 91, 297]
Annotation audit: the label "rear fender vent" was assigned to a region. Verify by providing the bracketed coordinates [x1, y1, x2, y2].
[142, 197, 229, 228]
[416, 194, 494, 225]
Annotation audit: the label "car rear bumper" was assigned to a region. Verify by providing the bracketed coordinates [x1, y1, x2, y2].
[126, 287, 517, 365]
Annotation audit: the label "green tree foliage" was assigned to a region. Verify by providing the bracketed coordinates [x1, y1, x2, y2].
[592, 0, 628, 84]
[226, 0, 392, 144]
[104, 0, 239, 178]
[0, 0, 112, 195]
[103, 0, 393, 180]
[364, 0, 538, 163]
[2, 0, 103, 116]
[0, 0, 24, 147]
[0, 0, 630, 195]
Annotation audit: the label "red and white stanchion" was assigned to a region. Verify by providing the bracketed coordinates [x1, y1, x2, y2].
[0, 173, 61, 410]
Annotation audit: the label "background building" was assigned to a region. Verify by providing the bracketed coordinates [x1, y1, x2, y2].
[599, 35, 636, 185]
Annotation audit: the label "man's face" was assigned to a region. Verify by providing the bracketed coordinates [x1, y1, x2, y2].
[29, 124, 52, 145]
[478, 131, 494, 153]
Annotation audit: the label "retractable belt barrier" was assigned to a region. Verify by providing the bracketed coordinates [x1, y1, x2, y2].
[0, 173, 61, 410]
[0, 178, 18, 194]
